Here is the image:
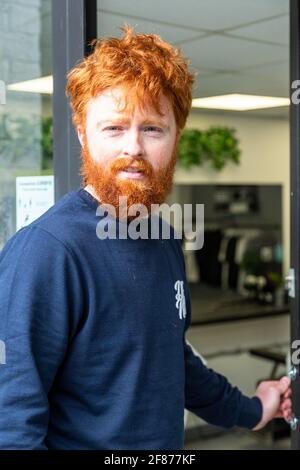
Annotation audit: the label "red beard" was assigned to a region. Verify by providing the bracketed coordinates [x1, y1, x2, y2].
[80, 141, 177, 221]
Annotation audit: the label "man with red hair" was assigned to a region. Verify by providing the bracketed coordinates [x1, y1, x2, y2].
[0, 26, 292, 450]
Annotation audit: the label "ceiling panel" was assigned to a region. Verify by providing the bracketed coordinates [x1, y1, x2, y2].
[97, 11, 208, 43]
[181, 35, 288, 71]
[194, 67, 288, 98]
[191, 105, 289, 119]
[98, 0, 289, 31]
[241, 60, 289, 94]
[229, 14, 289, 46]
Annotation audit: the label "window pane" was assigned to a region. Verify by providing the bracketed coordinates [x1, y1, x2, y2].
[0, 0, 53, 248]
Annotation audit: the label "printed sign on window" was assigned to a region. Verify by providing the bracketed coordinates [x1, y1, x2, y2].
[16, 175, 54, 231]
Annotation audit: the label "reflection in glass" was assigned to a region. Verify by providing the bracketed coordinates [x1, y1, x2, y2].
[0, 0, 52, 248]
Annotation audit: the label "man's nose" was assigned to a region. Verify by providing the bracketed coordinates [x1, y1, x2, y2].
[122, 129, 144, 158]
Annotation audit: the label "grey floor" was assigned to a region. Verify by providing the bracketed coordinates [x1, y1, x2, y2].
[184, 428, 290, 450]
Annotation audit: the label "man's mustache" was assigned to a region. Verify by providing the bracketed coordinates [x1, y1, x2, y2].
[109, 158, 153, 177]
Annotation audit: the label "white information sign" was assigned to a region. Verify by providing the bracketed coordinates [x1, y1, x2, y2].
[16, 175, 54, 231]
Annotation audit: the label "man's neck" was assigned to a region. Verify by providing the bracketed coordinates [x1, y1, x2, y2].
[84, 184, 101, 203]
[83, 184, 151, 220]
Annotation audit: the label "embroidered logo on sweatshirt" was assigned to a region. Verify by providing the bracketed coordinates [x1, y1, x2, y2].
[174, 280, 186, 320]
[0, 340, 6, 364]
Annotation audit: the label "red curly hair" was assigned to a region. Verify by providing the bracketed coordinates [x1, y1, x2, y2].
[66, 25, 195, 131]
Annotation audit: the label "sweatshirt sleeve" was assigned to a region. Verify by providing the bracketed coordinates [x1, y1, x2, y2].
[183, 283, 263, 430]
[0, 226, 83, 449]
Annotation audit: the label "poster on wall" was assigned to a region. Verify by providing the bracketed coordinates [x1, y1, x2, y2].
[16, 175, 54, 231]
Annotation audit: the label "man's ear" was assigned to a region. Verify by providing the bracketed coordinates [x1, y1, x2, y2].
[77, 126, 85, 147]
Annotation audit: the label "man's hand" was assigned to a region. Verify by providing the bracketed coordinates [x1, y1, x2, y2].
[252, 376, 292, 431]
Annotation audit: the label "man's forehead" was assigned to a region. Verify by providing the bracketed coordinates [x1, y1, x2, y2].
[88, 87, 172, 118]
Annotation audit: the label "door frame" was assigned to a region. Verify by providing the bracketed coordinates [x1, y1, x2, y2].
[51, 0, 97, 201]
[290, 0, 300, 450]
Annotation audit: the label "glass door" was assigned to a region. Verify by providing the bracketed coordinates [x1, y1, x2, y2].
[0, 0, 53, 249]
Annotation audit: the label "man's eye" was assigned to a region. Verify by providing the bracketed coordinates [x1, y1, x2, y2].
[104, 126, 123, 132]
[144, 126, 163, 133]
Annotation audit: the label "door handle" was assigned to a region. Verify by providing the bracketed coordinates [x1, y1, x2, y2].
[285, 269, 295, 298]
[286, 366, 299, 431]
[288, 366, 298, 381]
[287, 416, 299, 431]
[287, 367, 299, 430]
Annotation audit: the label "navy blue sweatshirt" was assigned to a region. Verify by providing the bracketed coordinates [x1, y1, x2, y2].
[0, 188, 262, 449]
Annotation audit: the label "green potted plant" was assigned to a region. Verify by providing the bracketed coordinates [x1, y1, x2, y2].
[178, 126, 241, 171]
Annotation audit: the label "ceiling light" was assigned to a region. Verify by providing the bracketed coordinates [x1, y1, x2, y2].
[7, 75, 53, 94]
[192, 93, 290, 111]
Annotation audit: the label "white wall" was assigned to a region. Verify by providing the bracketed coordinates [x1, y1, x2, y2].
[174, 111, 290, 275]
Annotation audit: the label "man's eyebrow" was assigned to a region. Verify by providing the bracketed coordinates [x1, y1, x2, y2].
[96, 118, 170, 129]
[96, 118, 130, 126]
[142, 119, 170, 129]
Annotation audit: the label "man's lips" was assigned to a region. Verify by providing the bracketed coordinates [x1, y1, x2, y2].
[116, 164, 148, 180]
[118, 168, 146, 180]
